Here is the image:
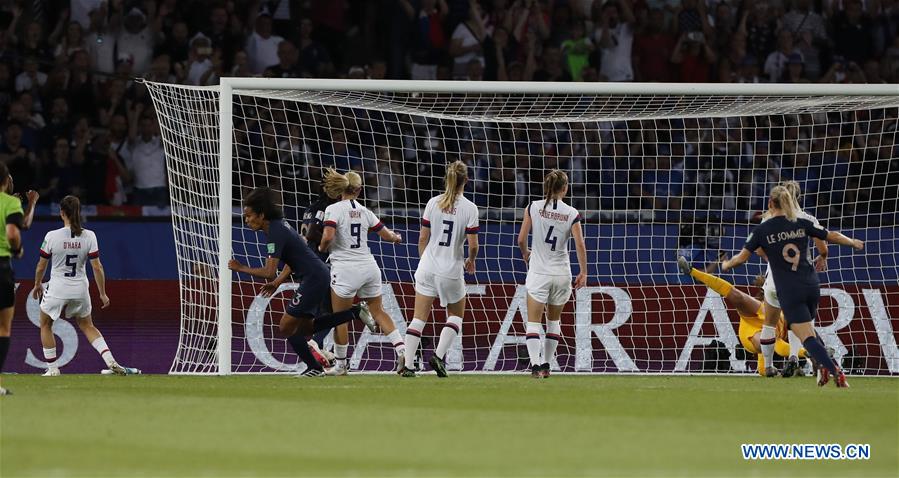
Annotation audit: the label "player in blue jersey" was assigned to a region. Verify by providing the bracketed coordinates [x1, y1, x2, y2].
[228, 187, 377, 376]
[722, 186, 863, 387]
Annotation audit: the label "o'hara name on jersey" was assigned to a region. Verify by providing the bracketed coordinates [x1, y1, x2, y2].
[766, 228, 806, 244]
[63, 241, 83, 250]
[538, 208, 572, 222]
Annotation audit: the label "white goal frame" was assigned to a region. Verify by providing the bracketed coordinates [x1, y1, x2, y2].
[201, 79, 899, 375]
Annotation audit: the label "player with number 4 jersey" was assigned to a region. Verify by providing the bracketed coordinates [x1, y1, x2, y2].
[32, 196, 140, 376]
[401, 161, 479, 377]
[517, 170, 588, 379]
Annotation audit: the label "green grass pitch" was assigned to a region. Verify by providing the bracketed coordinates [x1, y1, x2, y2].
[1, 375, 896, 477]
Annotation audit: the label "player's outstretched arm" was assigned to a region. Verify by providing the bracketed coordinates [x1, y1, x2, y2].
[90, 258, 110, 308]
[721, 249, 752, 272]
[228, 257, 279, 280]
[31, 256, 48, 300]
[21, 190, 38, 230]
[376, 226, 402, 244]
[826, 230, 864, 251]
[517, 207, 532, 263]
[260, 265, 292, 297]
[571, 220, 587, 289]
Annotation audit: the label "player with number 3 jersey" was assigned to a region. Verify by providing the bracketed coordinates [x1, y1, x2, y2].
[517, 170, 588, 379]
[401, 161, 479, 377]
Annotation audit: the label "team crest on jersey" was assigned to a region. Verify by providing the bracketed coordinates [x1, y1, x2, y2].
[267, 243, 275, 254]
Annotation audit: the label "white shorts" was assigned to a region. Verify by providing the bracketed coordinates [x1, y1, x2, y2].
[525, 273, 572, 306]
[414, 269, 465, 307]
[40, 294, 92, 321]
[763, 276, 781, 308]
[330, 262, 382, 299]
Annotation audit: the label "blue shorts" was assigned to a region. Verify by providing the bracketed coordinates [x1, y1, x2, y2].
[779, 285, 820, 325]
[286, 272, 330, 318]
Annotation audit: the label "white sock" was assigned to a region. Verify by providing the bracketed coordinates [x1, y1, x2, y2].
[43, 347, 57, 368]
[335, 343, 348, 368]
[91, 337, 116, 367]
[760, 325, 776, 370]
[404, 318, 426, 369]
[788, 330, 801, 358]
[544, 320, 561, 367]
[435, 315, 463, 360]
[386, 329, 405, 356]
[525, 322, 544, 366]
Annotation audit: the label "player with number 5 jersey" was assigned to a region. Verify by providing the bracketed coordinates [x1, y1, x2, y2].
[401, 161, 479, 377]
[517, 170, 588, 378]
[32, 196, 140, 376]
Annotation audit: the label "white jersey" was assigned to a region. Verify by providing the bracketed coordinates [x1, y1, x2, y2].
[39, 227, 99, 299]
[323, 199, 381, 267]
[417, 194, 479, 279]
[527, 199, 581, 276]
[763, 210, 821, 290]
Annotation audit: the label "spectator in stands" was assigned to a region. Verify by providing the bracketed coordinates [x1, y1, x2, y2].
[297, 18, 331, 77]
[407, 0, 449, 80]
[205, 3, 243, 73]
[52, 20, 85, 61]
[561, 21, 593, 81]
[14, 57, 46, 94]
[18, 21, 50, 61]
[245, 9, 282, 75]
[185, 35, 216, 85]
[449, 0, 487, 79]
[671, 31, 716, 82]
[764, 30, 802, 82]
[783, 52, 809, 83]
[6, 101, 39, 150]
[157, 21, 190, 65]
[739, 0, 778, 61]
[265, 40, 300, 78]
[833, 0, 875, 64]
[594, 0, 636, 81]
[116, 6, 161, 75]
[40, 135, 83, 203]
[0, 123, 39, 191]
[85, 4, 117, 76]
[782, 0, 827, 49]
[533, 44, 572, 81]
[43, 97, 71, 150]
[71, 0, 104, 30]
[634, 8, 674, 81]
[126, 102, 167, 206]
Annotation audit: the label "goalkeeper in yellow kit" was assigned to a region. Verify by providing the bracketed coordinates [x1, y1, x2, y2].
[678, 255, 805, 376]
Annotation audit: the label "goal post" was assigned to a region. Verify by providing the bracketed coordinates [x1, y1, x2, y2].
[145, 79, 899, 376]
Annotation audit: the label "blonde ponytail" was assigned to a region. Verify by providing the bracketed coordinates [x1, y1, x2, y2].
[780, 180, 802, 206]
[770, 185, 800, 222]
[437, 161, 467, 210]
[542, 169, 569, 211]
[322, 168, 363, 198]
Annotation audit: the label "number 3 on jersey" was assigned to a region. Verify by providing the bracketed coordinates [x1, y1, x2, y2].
[438, 220, 455, 247]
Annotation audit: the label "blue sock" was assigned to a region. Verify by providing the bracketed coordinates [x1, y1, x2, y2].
[313, 309, 356, 333]
[287, 333, 322, 371]
[803, 336, 837, 376]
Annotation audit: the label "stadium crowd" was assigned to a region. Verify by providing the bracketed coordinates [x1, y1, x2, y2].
[0, 0, 897, 214]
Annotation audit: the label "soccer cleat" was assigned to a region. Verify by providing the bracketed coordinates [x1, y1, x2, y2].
[676, 256, 692, 275]
[429, 355, 448, 378]
[109, 363, 142, 375]
[781, 356, 802, 378]
[540, 363, 551, 378]
[0, 387, 11, 396]
[354, 302, 377, 333]
[42, 368, 61, 377]
[395, 351, 406, 373]
[817, 367, 830, 386]
[308, 340, 335, 368]
[834, 368, 850, 388]
[297, 367, 324, 377]
[763, 366, 780, 378]
[530, 365, 542, 378]
[398, 366, 416, 378]
[324, 364, 348, 376]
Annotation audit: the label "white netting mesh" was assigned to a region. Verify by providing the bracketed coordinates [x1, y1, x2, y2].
[146, 80, 899, 376]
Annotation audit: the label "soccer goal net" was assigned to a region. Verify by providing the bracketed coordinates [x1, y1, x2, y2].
[144, 79, 899, 376]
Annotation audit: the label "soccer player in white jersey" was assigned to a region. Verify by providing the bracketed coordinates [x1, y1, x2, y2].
[400, 161, 479, 378]
[758, 180, 862, 378]
[318, 169, 405, 375]
[517, 170, 588, 378]
[31, 196, 140, 376]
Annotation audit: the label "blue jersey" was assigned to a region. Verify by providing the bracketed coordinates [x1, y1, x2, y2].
[266, 219, 329, 281]
[744, 216, 828, 291]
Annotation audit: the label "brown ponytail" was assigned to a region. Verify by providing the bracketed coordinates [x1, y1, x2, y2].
[437, 161, 468, 211]
[60, 195, 84, 236]
[770, 185, 799, 222]
[542, 169, 569, 211]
